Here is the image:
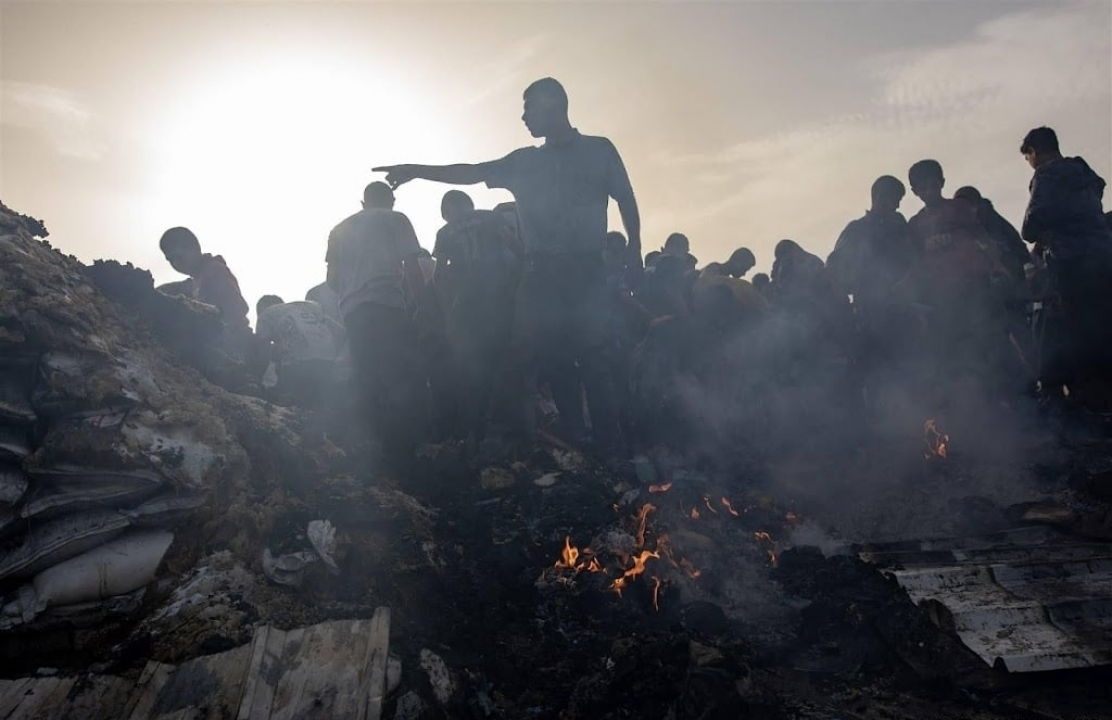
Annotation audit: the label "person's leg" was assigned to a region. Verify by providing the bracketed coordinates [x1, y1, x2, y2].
[568, 255, 620, 449]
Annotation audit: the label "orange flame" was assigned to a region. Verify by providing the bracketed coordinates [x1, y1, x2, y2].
[785, 511, 799, 523]
[609, 549, 660, 595]
[634, 503, 657, 548]
[690, 507, 700, 520]
[554, 536, 602, 573]
[753, 531, 779, 567]
[923, 418, 949, 459]
[555, 535, 579, 569]
[648, 482, 673, 494]
[721, 497, 740, 517]
[703, 495, 719, 514]
[651, 576, 662, 611]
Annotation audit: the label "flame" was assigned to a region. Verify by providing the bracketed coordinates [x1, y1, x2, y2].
[923, 418, 949, 459]
[634, 503, 657, 547]
[690, 507, 700, 520]
[553, 536, 602, 573]
[651, 576, 662, 611]
[648, 482, 673, 494]
[555, 535, 579, 569]
[753, 531, 779, 567]
[703, 495, 719, 514]
[785, 511, 799, 523]
[609, 549, 660, 595]
[721, 497, 740, 517]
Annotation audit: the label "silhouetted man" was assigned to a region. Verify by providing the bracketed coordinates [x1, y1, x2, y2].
[375, 78, 640, 450]
[701, 248, 756, 279]
[954, 185, 1030, 279]
[826, 176, 915, 405]
[433, 189, 523, 449]
[827, 176, 912, 310]
[662, 232, 698, 271]
[907, 159, 1007, 390]
[159, 226, 251, 360]
[327, 182, 428, 469]
[1020, 126, 1112, 397]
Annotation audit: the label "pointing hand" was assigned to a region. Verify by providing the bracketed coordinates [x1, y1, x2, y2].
[373, 165, 417, 190]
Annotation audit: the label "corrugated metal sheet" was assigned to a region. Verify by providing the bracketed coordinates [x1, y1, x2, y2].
[859, 527, 1112, 672]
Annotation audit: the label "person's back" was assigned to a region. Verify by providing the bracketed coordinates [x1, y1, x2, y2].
[434, 208, 522, 307]
[327, 207, 420, 318]
[305, 282, 343, 324]
[256, 300, 340, 368]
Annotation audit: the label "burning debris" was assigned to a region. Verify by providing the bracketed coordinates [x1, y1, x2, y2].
[923, 418, 950, 459]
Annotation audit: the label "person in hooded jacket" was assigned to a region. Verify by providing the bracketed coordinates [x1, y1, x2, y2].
[1020, 126, 1112, 399]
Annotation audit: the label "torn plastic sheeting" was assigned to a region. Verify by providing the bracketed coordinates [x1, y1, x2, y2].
[0, 530, 174, 629]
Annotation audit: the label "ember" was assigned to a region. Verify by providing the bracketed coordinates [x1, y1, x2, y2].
[923, 418, 950, 459]
[648, 482, 673, 494]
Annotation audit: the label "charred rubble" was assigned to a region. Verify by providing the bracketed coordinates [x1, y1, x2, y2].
[1, 202, 1111, 719]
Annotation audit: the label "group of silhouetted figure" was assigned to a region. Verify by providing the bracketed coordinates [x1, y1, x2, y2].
[153, 79, 1112, 473]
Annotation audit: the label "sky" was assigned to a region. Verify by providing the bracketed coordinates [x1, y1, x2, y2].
[2, 0, 1110, 324]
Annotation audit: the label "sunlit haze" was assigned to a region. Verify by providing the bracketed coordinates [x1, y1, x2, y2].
[2, 1, 1109, 323]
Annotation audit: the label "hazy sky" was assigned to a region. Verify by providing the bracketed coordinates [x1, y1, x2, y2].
[2, 1, 1109, 323]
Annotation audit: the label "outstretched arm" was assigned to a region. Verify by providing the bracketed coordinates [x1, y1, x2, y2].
[373, 163, 496, 189]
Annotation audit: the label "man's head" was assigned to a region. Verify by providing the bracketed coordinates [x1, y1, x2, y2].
[363, 181, 395, 210]
[725, 247, 756, 278]
[774, 239, 800, 262]
[1020, 126, 1061, 170]
[604, 231, 627, 272]
[908, 160, 945, 207]
[751, 272, 771, 292]
[159, 226, 204, 276]
[663, 232, 690, 256]
[522, 78, 569, 139]
[870, 175, 906, 215]
[256, 295, 284, 316]
[953, 185, 983, 209]
[440, 189, 474, 223]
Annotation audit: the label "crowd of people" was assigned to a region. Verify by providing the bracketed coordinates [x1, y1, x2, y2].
[154, 78, 1112, 473]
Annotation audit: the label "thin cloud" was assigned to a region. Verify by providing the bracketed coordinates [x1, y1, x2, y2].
[1, 81, 106, 161]
[463, 34, 549, 107]
[653, 3, 1111, 261]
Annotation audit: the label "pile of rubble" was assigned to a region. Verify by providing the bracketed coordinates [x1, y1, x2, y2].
[0, 201, 354, 649]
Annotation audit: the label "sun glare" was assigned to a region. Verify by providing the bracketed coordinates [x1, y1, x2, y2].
[143, 51, 458, 316]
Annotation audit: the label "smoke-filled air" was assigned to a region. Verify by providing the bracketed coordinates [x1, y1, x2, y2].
[1, 2, 1112, 719]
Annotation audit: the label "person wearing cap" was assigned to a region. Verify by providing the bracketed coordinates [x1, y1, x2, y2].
[326, 181, 429, 469]
[374, 78, 641, 452]
[1019, 126, 1112, 401]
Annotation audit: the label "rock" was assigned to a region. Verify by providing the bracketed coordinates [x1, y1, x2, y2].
[689, 640, 726, 667]
[419, 649, 456, 705]
[480, 467, 515, 490]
